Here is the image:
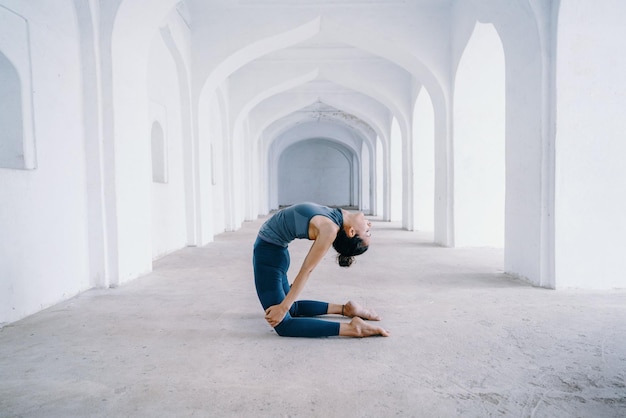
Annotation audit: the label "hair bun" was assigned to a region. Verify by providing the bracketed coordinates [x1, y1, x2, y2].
[337, 254, 355, 267]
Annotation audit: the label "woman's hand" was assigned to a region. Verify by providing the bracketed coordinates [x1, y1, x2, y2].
[265, 304, 288, 328]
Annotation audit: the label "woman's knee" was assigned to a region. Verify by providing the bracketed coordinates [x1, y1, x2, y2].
[274, 327, 290, 337]
[273, 317, 293, 337]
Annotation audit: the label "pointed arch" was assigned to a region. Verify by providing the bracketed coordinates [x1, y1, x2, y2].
[412, 86, 435, 233]
[453, 22, 505, 248]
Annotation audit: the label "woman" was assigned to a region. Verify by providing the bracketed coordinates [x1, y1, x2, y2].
[253, 202, 389, 338]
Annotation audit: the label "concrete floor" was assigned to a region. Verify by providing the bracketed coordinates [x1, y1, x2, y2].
[1, 217, 625, 418]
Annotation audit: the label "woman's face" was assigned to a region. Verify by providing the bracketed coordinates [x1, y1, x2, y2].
[352, 213, 372, 245]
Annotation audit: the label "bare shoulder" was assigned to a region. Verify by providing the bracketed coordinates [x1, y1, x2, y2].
[310, 214, 339, 229]
[308, 215, 339, 240]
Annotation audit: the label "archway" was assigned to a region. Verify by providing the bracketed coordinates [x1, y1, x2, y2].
[412, 86, 435, 232]
[453, 22, 505, 248]
[278, 139, 355, 207]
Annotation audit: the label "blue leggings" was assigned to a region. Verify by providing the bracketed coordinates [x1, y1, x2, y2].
[253, 237, 340, 337]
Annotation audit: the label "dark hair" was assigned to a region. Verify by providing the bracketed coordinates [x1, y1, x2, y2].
[332, 228, 368, 267]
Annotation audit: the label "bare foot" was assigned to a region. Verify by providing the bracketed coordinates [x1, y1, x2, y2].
[343, 300, 381, 321]
[340, 317, 389, 337]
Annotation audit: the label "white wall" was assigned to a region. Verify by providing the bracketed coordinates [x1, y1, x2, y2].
[278, 140, 352, 207]
[212, 85, 232, 233]
[390, 118, 403, 221]
[148, 32, 187, 259]
[360, 142, 371, 213]
[0, 1, 90, 325]
[555, 0, 626, 288]
[376, 136, 384, 218]
[208, 92, 226, 236]
[110, 0, 180, 283]
[412, 87, 435, 232]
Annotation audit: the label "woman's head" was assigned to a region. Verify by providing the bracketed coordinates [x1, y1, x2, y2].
[332, 228, 369, 267]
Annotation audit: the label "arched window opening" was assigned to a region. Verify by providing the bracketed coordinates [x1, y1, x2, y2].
[0, 51, 25, 169]
[151, 121, 168, 183]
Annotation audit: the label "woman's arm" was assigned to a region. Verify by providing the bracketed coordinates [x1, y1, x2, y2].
[264, 218, 338, 327]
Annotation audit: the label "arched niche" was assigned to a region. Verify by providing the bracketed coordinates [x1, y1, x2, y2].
[278, 138, 355, 207]
[266, 119, 365, 211]
[150, 120, 167, 183]
[0, 51, 24, 169]
[0, 6, 36, 170]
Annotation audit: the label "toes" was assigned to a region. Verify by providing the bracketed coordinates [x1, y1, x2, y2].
[367, 310, 381, 321]
[345, 301, 381, 321]
[349, 318, 389, 337]
[361, 309, 381, 321]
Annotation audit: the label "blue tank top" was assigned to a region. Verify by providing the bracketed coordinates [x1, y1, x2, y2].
[258, 202, 344, 247]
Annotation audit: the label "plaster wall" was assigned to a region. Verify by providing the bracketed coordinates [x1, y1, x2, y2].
[502, 37, 547, 286]
[148, 33, 187, 260]
[158, 17, 198, 249]
[360, 142, 371, 213]
[197, 91, 221, 238]
[110, 0, 179, 283]
[555, 0, 626, 288]
[111, 61, 154, 283]
[198, 114, 216, 239]
[207, 92, 226, 236]
[216, 82, 243, 232]
[413, 87, 435, 232]
[278, 140, 352, 207]
[376, 137, 384, 217]
[390, 118, 402, 221]
[0, 1, 90, 325]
